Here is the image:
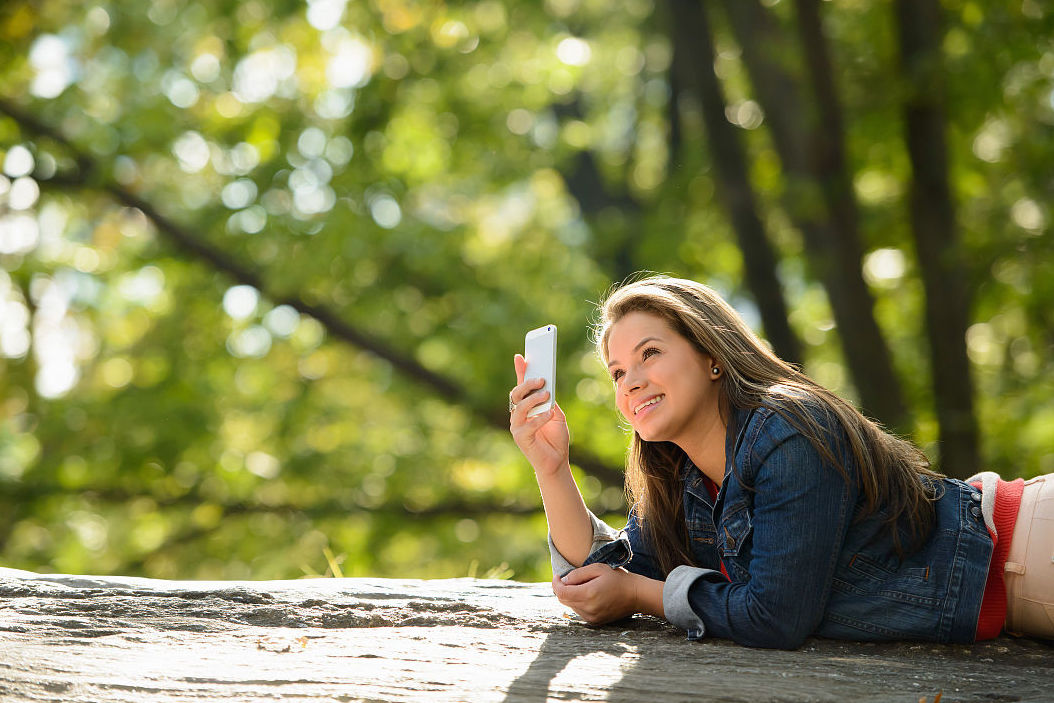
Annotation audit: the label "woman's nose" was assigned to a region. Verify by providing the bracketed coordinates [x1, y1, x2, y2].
[622, 367, 643, 393]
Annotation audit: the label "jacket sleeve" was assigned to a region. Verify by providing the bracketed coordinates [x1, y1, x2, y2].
[667, 430, 856, 649]
[548, 505, 663, 581]
[547, 510, 631, 578]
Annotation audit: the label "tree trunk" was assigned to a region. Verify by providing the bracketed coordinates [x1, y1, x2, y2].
[718, 0, 909, 431]
[552, 98, 644, 285]
[793, 0, 860, 295]
[893, 0, 980, 478]
[665, 0, 803, 366]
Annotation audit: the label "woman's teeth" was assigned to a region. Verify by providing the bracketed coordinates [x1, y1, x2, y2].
[634, 395, 664, 415]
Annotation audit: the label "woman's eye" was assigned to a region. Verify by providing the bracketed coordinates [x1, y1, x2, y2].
[611, 369, 624, 382]
[642, 347, 659, 360]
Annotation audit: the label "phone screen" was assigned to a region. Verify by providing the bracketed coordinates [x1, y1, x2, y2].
[524, 324, 557, 417]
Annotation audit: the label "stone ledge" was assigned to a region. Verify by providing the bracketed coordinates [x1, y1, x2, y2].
[0, 567, 1050, 702]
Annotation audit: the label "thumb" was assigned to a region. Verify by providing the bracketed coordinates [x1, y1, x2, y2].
[559, 563, 608, 586]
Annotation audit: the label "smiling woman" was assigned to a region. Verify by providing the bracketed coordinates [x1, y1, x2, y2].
[508, 274, 1054, 649]
[605, 311, 722, 479]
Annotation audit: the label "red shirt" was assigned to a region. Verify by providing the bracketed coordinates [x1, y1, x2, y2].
[970, 477, 1025, 640]
[703, 476, 731, 582]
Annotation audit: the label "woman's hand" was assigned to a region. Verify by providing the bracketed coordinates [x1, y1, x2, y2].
[552, 563, 665, 625]
[509, 353, 570, 477]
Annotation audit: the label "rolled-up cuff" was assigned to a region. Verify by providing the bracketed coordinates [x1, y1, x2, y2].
[548, 509, 632, 578]
[663, 565, 715, 640]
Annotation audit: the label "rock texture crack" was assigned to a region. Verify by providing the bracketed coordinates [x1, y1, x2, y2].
[0, 567, 1050, 703]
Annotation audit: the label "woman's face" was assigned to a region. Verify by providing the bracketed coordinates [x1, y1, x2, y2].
[605, 310, 720, 446]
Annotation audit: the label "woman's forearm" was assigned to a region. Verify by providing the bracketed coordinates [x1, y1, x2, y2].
[535, 463, 594, 567]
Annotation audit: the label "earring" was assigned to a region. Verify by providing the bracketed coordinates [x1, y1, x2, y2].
[711, 366, 721, 376]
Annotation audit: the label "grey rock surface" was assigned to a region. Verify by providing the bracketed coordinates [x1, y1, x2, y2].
[0, 567, 1050, 702]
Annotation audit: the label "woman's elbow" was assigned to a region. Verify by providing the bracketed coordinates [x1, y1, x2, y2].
[767, 628, 810, 650]
[735, 630, 808, 650]
[732, 616, 813, 650]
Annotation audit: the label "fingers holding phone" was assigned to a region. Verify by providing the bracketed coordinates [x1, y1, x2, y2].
[510, 368, 549, 420]
[510, 324, 556, 419]
[509, 326, 568, 476]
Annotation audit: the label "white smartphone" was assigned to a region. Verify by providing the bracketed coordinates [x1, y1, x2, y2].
[524, 324, 557, 417]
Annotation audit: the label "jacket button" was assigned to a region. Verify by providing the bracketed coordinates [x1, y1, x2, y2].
[970, 492, 982, 502]
[970, 505, 982, 518]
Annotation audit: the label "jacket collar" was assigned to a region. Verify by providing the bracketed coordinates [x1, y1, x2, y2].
[679, 404, 755, 497]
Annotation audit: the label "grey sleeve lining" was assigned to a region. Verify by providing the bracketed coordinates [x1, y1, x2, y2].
[547, 509, 625, 577]
[663, 565, 713, 640]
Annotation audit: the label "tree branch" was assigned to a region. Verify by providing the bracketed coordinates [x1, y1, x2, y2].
[0, 485, 549, 519]
[0, 97, 627, 489]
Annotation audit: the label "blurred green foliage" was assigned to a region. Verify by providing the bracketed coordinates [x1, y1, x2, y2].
[0, 0, 1051, 582]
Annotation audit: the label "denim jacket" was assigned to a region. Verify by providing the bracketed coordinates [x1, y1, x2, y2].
[550, 397, 993, 649]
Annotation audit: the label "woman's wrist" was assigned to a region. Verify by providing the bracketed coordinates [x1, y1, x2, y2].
[631, 572, 665, 619]
[533, 458, 571, 482]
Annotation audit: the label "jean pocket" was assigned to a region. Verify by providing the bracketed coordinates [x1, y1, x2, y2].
[835, 553, 940, 608]
[848, 553, 930, 582]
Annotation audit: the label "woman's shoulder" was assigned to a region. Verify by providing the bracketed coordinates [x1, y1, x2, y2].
[753, 383, 834, 426]
[766, 384, 845, 427]
[737, 385, 843, 459]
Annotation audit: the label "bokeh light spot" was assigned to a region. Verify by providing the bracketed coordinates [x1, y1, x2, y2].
[556, 37, 591, 66]
[3, 146, 35, 178]
[369, 194, 402, 229]
[223, 285, 260, 320]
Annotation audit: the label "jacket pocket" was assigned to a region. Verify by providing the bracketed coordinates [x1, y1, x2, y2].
[719, 501, 753, 557]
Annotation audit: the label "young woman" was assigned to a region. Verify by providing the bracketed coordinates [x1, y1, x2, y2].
[508, 275, 1053, 649]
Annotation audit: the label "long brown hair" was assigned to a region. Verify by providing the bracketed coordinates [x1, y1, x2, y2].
[594, 275, 943, 576]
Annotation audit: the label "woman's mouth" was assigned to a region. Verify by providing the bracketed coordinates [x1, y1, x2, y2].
[633, 394, 664, 415]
